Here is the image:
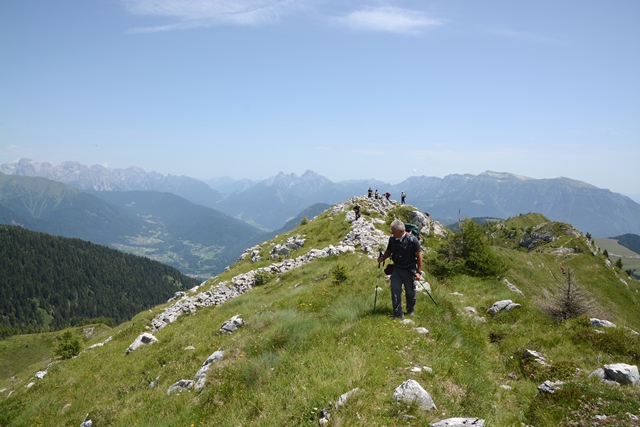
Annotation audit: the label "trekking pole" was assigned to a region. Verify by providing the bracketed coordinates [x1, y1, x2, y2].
[374, 251, 382, 312]
[416, 278, 437, 306]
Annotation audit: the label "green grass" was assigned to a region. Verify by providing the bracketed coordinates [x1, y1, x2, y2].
[594, 237, 640, 276]
[2, 210, 640, 426]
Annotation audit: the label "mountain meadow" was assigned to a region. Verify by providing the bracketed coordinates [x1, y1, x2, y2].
[1, 197, 639, 426]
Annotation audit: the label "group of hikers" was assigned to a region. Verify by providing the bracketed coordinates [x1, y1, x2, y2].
[367, 187, 406, 204]
[352, 189, 427, 319]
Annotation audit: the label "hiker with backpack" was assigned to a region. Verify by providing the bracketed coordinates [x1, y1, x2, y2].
[401, 191, 406, 204]
[353, 203, 361, 221]
[377, 219, 423, 318]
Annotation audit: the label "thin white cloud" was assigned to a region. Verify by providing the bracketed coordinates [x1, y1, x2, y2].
[334, 6, 442, 35]
[122, 0, 298, 32]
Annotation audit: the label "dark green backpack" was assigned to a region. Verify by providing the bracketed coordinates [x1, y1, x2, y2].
[404, 223, 421, 242]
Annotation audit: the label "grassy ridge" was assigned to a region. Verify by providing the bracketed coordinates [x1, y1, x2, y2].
[1, 206, 639, 426]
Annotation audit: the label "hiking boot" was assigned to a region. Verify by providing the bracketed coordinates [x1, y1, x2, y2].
[407, 311, 415, 316]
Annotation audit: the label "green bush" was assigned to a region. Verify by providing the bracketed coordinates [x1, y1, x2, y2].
[429, 219, 507, 278]
[254, 270, 273, 287]
[331, 263, 348, 285]
[54, 329, 83, 360]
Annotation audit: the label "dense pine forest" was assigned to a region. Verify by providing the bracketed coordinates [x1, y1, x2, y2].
[0, 225, 200, 338]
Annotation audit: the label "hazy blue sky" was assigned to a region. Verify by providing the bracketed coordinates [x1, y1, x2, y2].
[1, 1, 639, 195]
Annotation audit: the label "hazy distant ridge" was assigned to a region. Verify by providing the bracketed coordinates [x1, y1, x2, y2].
[2, 159, 639, 237]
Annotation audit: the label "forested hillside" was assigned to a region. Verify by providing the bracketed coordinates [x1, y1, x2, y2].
[611, 233, 640, 254]
[0, 225, 200, 338]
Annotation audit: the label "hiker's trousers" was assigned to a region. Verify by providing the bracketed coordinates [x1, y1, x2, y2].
[390, 267, 416, 317]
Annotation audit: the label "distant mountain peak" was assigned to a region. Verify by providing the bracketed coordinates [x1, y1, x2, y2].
[264, 170, 331, 190]
[479, 171, 532, 181]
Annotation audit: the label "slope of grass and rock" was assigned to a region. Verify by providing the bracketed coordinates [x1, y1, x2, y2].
[1, 197, 639, 426]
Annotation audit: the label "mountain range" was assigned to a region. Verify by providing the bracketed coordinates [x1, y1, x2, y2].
[2, 158, 639, 238]
[0, 173, 263, 278]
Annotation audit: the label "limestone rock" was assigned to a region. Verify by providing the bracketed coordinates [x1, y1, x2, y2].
[487, 300, 521, 314]
[590, 318, 616, 328]
[334, 387, 361, 409]
[603, 363, 639, 386]
[392, 379, 436, 410]
[167, 379, 193, 395]
[523, 349, 548, 366]
[220, 315, 245, 334]
[537, 380, 564, 394]
[431, 418, 485, 427]
[194, 350, 224, 391]
[126, 333, 158, 355]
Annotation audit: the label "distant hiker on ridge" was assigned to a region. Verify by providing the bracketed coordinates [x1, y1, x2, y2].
[385, 192, 391, 201]
[353, 203, 361, 221]
[368, 187, 373, 198]
[374, 189, 379, 199]
[377, 219, 423, 318]
[401, 191, 406, 204]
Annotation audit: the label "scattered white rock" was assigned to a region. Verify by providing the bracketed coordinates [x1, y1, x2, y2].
[523, 349, 548, 366]
[167, 379, 193, 395]
[603, 363, 639, 386]
[126, 332, 159, 355]
[80, 414, 93, 427]
[431, 418, 485, 426]
[334, 387, 361, 409]
[590, 318, 616, 328]
[194, 350, 225, 391]
[392, 379, 437, 410]
[220, 315, 245, 334]
[487, 300, 521, 314]
[149, 375, 160, 389]
[87, 336, 112, 350]
[537, 380, 564, 394]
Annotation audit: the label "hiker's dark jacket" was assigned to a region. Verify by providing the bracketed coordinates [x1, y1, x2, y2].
[386, 233, 421, 271]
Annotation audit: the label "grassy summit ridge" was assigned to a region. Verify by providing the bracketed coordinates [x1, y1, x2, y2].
[1, 197, 639, 426]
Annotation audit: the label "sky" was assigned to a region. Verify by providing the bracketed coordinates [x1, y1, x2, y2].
[1, 0, 639, 196]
